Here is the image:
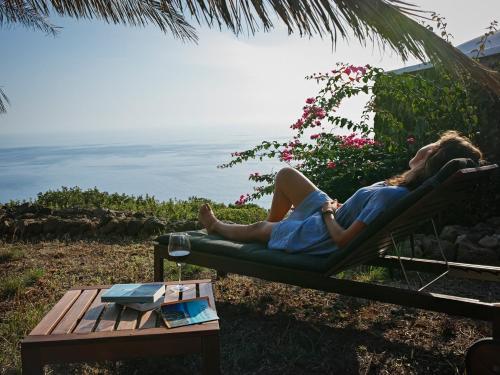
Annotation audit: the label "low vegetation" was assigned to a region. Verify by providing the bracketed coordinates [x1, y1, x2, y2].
[6, 186, 268, 224]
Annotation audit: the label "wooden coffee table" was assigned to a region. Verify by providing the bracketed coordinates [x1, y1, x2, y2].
[21, 280, 220, 375]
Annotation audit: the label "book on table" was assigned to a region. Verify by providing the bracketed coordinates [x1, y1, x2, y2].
[101, 283, 165, 303]
[159, 297, 219, 329]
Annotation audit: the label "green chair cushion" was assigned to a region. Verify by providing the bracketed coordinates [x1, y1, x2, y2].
[156, 230, 335, 273]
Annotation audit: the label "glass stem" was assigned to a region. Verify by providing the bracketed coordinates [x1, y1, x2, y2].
[177, 263, 182, 285]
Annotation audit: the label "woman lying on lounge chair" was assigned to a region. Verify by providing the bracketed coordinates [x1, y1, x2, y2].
[198, 131, 483, 255]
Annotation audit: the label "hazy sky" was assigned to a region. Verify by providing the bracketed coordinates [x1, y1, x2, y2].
[1, 0, 499, 146]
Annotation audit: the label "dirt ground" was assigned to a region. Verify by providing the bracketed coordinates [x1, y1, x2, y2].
[0, 240, 497, 374]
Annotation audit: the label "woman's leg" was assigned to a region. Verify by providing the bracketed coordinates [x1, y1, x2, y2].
[198, 204, 275, 243]
[197, 167, 317, 242]
[267, 167, 317, 222]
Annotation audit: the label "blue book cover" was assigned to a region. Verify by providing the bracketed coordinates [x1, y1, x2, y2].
[159, 297, 219, 328]
[101, 283, 165, 303]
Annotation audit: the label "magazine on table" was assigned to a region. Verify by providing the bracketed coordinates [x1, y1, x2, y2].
[158, 297, 219, 329]
[101, 283, 165, 303]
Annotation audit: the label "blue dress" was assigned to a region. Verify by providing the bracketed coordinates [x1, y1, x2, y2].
[267, 182, 409, 255]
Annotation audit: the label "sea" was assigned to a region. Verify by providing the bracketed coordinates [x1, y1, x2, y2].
[0, 133, 288, 209]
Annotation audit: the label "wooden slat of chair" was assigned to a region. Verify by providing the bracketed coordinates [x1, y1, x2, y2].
[30, 290, 81, 336]
[73, 289, 107, 334]
[95, 303, 122, 332]
[117, 307, 140, 330]
[51, 290, 98, 335]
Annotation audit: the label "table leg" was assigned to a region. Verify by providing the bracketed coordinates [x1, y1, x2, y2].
[154, 246, 164, 282]
[202, 334, 220, 375]
[21, 346, 44, 375]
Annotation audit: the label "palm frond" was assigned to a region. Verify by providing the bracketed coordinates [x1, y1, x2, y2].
[0, 0, 59, 35]
[2, 0, 499, 92]
[0, 87, 10, 114]
[3, 0, 198, 41]
[178, 0, 500, 93]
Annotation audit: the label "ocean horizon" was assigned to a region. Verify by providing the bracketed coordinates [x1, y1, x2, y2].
[0, 136, 287, 209]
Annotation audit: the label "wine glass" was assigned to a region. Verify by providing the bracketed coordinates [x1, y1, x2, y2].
[168, 232, 191, 292]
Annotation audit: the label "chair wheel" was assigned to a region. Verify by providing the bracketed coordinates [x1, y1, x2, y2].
[466, 338, 500, 375]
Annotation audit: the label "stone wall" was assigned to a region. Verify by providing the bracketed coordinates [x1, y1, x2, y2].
[0, 203, 201, 241]
[402, 217, 500, 265]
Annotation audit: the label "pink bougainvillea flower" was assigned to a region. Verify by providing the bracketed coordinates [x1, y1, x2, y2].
[305, 97, 316, 104]
[344, 67, 352, 75]
[280, 149, 293, 162]
[314, 120, 322, 126]
[249, 172, 260, 178]
[231, 151, 241, 157]
[315, 108, 326, 119]
[310, 133, 321, 140]
[327, 161, 337, 169]
[235, 193, 251, 205]
[291, 118, 305, 129]
[407, 136, 416, 144]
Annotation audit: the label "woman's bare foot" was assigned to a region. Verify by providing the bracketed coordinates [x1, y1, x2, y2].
[198, 204, 218, 234]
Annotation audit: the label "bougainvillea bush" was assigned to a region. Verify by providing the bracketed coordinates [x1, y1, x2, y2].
[221, 60, 480, 205]
[220, 63, 414, 205]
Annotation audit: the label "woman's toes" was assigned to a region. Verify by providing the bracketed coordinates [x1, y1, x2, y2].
[198, 204, 217, 233]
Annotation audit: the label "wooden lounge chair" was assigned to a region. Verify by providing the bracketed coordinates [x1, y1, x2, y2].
[154, 158, 500, 372]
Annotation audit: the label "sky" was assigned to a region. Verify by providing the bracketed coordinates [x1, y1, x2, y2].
[1, 0, 499, 146]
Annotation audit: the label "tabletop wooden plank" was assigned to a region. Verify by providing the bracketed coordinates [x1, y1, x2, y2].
[73, 289, 107, 334]
[199, 282, 216, 310]
[182, 284, 197, 300]
[52, 289, 98, 335]
[164, 289, 181, 303]
[117, 307, 140, 330]
[30, 290, 81, 336]
[95, 303, 122, 332]
[138, 310, 158, 329]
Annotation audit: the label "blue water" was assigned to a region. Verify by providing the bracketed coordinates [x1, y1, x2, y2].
[0, 140, 286, 208]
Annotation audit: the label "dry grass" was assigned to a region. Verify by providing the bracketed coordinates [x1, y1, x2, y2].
[0, 240, 496, 374]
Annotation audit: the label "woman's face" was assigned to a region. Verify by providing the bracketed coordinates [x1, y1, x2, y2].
[409, 143, 437, 170]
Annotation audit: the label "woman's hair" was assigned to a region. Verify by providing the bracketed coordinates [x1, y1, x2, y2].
[386, 131, 483, 190]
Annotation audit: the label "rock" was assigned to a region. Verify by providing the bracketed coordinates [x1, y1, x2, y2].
[99, 218, 120, 235]
[143, 217, 167, 235]
[16, 202, 36, 215]
[0, 218, 15, 236]
[170, 220, 199, 232]
[43, 216, 61, 233]
[36, 207, 53, 216]
[487, 216, 500, 227]
[19, 213, 36, 219]
[133, 212, 147, 219]
[92, 208, 113, 218]
[466, 231, 485, 243]
[127, 218, 145, 236]
[440, 225, 468, 242]
[472, 222, 495, 236]
[478, 235, 499, 249]
[422, 237, 456, 260]
[456, 240, 499, 264]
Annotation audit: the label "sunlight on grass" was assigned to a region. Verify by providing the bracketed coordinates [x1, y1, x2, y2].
[0, 268, 44, 298]
[0, 247, 24, 263]
[0, 303, 47, 372]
